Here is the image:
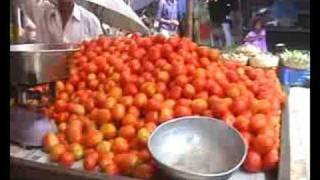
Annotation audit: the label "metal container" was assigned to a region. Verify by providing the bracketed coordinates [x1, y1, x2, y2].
[148, 116, 247, 180]
[10, 43, 80, 85]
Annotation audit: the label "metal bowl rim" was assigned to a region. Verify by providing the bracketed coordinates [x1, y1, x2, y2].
[148, 115, 248, 177]
[10, 43, 80, 53]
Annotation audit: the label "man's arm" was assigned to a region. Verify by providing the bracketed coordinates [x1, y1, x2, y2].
[155, 0, 172, 24]
[89, 14, 104, 38]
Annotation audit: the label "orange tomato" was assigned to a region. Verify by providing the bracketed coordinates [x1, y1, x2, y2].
[83, 130, 103, 148]
[112, 137, 129, 153]
[119, 125, 136, 140]
[191, 98, 208, 114]
[111, 104, 126, 121]
[50, 144, 66, 161]
[43, 132, 59, 152]
[100, 123, 117, 139]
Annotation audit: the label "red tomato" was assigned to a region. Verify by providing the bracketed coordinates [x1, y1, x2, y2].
[234, 115, 250, 131]
[174, 105, 192, 117]
[84, 153, 98, 171]
[133, 163, 155, 179]
[59, 152, 75, 168]
[243, 151, 263, 172]
[252, 134, 275, 155]
[250, 114, 267, 133]
[104, 163, 120, 175]
[183, 84, 196, 98]
[262, 149, 279, 171]
[230, 97, 249, 115]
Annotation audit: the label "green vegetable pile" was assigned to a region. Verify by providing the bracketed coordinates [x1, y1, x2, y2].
[280, 49, 310, 70]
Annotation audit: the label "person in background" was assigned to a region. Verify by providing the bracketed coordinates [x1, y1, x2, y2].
[243, 17, 268, 52]
[17, 0, 103, 43]
[207, 0, 235, 48]
[155, 0, 179, 37]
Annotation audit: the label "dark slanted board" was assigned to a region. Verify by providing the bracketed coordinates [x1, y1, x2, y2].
[277, 86, 291, 180]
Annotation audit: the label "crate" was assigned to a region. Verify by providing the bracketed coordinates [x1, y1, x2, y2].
[279, 66, 310, 87]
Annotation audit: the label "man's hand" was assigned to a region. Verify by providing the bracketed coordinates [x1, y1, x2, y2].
[171, 20, 180, 26]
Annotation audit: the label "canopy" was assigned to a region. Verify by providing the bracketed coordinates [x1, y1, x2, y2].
[76, 0, 149, 34]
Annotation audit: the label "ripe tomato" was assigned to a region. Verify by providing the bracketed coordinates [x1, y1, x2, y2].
[67, 119, 82, 143]
[58, 122, 67, 133]
[262, 149, 279, 171]
[148, 47, 161, 61]
[96, 109, 111, 125]
[183, 84, 196, 98]
[43, 132, 59, 152]
[72, 104, 85, 115]
[111, 104, 126, 121]
[192, 78, 206, 92]
[137, 128, 150, 144]
[114, 153, 138, 173]
[137, 149, 152, 162]
[146, 98, 162, 111]
[168, 86, 182, 99]
[98, 152, 113, 169]
[226, 86, 240, 99]
[132, 163, 155, 179]
[250, 114, 267, 133]
[50, 144, 66, 161]
[96, 141, 112, 154]
[230, 97, 249, 116]
[243, 151, 263, 172]
[104, 163, 120, 175]
[145, 111, 159, 124]
[145, 122, 157, 132]
[159, 107, 174, 123]
[141, 82, 157, 97]
[123, 83, 138, 96]
[84, 153, 98, 171]
[133, 93, 148, 108]
[119, 125, 136, 140]
[174, 105, 192, 117]
[83, 130, 103, 148]
[59, 152, 75, 168]
[104, 96, 117, 109]
[69, 143, 84, 160]
[100, 123, 117, 139]
[208, 49, 220, 61]
[234, 115, 250, 131]
[112, 137, 129, 153]
[191, 98, 208, 114]
[252, 134, 275, 155]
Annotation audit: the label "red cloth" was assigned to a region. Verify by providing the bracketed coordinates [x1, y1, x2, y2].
[199, 24, 212, 39]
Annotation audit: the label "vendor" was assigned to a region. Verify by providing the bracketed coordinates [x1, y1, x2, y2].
[155, 0, 179, 37]
[17, 0, 103, 43]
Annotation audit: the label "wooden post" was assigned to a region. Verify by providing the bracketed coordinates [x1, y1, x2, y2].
[186, 0, 193, 38]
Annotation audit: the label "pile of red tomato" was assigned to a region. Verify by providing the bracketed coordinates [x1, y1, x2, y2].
[42, 34, 286, 178]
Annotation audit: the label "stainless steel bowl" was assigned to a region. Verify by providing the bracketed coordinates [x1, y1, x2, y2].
[10, 43, 80, 85]
[148, 116, 247, 180]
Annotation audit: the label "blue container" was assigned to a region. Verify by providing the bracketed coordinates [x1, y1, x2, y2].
[279, 66, 310, 87]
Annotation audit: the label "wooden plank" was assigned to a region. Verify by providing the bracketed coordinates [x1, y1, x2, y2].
[10, 157, 136, 180]
[277, 86, 291, 180]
